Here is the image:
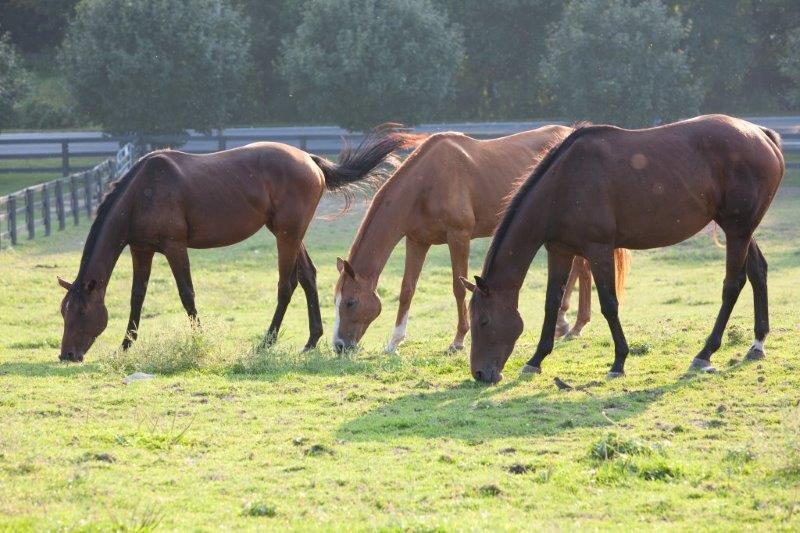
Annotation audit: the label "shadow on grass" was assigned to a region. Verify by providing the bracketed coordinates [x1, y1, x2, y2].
[336, 364, 749, 442]
[0, 361, 100, 377]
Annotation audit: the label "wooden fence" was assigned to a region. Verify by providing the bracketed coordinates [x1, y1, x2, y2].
[0, 145, 137, 250]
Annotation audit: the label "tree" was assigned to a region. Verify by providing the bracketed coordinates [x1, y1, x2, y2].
[60, 0, 252, 137]
[0, 33, 28, 130]
[540, 0, 703, 127]
[0, 0, 79, 55]
[779, 27, 800, 107]
[280, 0, 464, 131]
[434, 0, 564, 120]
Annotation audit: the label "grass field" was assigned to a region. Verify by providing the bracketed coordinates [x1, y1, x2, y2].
[1, 167, 799, 531]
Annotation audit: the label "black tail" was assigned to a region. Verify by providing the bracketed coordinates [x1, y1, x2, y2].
[760, 127, 782, 149]
[311, 123, 426, 208]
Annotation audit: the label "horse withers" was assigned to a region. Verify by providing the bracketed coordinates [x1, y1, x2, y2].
[57, 125, 423, 362]
[463, 115, 784, 384]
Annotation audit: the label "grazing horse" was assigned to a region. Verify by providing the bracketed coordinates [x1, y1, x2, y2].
[57, 126, 422, 362]
[332, 126, 630, 353]
[463, 115, 784, 384]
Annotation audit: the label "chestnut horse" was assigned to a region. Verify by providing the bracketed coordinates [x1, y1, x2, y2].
[57, 126, 422, 362]
[463, 115, 784, 384]
[332, 126, 630, 353]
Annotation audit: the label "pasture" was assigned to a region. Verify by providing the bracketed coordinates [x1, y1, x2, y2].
[1, 167, 799, 531]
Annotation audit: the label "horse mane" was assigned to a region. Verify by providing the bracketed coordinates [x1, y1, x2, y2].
[483, 122, 605, 274]
[73, 154, 150, 286]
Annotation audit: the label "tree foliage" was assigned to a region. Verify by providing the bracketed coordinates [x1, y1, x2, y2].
[60, 0, 252, 136]
[540, 0, 703, 127]
[280, 0, 464, 131]
[434, 0, 564, 120]
[0, 33, 28, 130]
[0, 0, 79, 54]
[779, 27, 800, 107]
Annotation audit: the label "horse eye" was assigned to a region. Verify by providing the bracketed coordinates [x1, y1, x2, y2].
[480, 317, 490, 327]
[346, 298, 357, 308]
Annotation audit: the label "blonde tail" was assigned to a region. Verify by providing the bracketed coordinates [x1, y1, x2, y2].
[614, 248, 631, 305]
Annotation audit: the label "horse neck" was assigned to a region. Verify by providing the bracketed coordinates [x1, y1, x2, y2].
[79, 191, 133, 295]
[348, 182, 416, 287]
[482, 190, 549, 293]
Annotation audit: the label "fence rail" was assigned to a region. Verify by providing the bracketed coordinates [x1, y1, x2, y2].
[0, 145, 137, 250]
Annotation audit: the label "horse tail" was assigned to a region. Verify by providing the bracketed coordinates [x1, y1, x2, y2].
[311, 123, 427, 210]
[614, 248, 631, 305]
[760, 127, 782, 149]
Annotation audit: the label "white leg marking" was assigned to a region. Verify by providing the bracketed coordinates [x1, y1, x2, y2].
[751, 339, 765, 352]
[384, 312, 408, 353]
[332, 292, 342, 347]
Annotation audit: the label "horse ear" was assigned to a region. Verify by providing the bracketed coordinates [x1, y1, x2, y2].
[459, 276, 476, 293]
[474, 275, 489, 294]
[57, 276, 72, 290]
[337, 257, 356, 279]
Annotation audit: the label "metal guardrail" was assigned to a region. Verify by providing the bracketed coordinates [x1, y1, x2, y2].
[0, 144, 138, 250]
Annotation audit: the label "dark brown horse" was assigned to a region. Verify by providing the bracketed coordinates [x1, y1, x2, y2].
[57, 125, 422, 362]
[462, 115, 784, 384]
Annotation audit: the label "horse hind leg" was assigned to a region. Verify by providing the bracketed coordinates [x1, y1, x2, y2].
[745, 239, 768, 361]
[263, 234, 301, 347]
[556, 258, 581, 338]
[567, 257, 593, 338]
[690, 234, 750, 372]
[583, 245, 628, 378]
[296, 244, 323, 351]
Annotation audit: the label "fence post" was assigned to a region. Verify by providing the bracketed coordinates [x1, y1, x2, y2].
[217, 130, 226, 151]
[94, 167, 103, 206]
[299, 136, 308, 151]
[7, 196, 17, 245]
[25, 188, 35, 239]
[55, 180, 66, 230]
[42, 183, 51, 236]
[61, 141, 70, 177]
[70, 175, 79, 225]
[83, 171, 92, 217]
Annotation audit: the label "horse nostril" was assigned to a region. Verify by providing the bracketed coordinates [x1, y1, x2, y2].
[474, 370, 484, 382]
[334, 340, 345, 353]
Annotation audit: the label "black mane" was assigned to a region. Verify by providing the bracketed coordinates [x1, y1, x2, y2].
[73, 155, 149, 287]
[482, 124, 608, 274]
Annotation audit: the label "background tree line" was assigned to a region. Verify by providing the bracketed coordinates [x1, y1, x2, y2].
[0, 0, 798, 135]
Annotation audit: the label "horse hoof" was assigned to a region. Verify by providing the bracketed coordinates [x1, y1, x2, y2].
[447, 343, 464, 353]
[606, 371, 625, 379]
[383, 345, 398, 355]
[555, 323, 570, 338]
[688, 358, 716, 373]
[745, 347, 765, 361]
[521, 364, 541, 376]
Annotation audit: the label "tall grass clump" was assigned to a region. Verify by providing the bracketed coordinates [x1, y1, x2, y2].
[102, 320, 234, 375]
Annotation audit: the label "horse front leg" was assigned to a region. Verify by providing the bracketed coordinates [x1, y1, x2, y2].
[385, 238, 430, 353]
[122, 247, 154, 350]
[164, 244, 198, 324]
[522, 249, 574, 375]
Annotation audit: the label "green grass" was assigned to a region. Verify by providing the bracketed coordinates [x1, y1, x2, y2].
[1, 170, 800, 530]
[0, 157, 106, 196]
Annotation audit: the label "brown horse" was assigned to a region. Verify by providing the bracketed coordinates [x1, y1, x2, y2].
[463, 115, 784, 384]
[56, 126, 422, 362]
[332, 126, 630, 353]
